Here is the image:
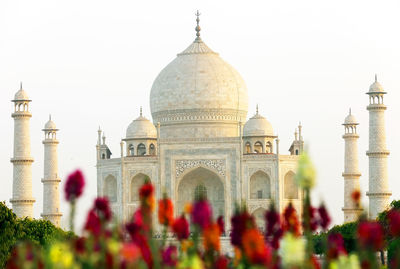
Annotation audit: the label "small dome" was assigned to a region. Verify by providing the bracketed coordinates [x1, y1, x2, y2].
[126, 114, 157, 139]
[44, 119, 57, 130]
[369, 75, 385, 93]
[243, 113, 274, 137]
[344, 113, 358, 125]
[14, 88, 30, 101]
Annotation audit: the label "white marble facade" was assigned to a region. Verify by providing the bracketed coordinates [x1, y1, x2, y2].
[96, 22, 303, 232]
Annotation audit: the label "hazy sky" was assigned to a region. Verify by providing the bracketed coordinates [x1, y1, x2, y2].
[1, 0, 399, 231]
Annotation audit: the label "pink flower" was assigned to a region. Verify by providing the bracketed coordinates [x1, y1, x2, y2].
[64, 170, 85, 201]
[357, 221, 384, 251]
[94, 197, 112, 221]
[161, 246, 177, 267]
[84, 209, 101, 235]
[191, 199, 212, 229]
[172, 215, 190, 240]
[388, 209, 400, 237]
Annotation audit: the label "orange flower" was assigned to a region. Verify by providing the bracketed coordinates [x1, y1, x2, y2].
[121, 243, 141, 262]
[203, 223, 221, 252]
[184, 203, 192, 214]
[158, 198, 174, 226]
[242, 228, 272, 265]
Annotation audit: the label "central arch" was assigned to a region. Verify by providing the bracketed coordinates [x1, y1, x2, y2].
[177, 167, 224, 220]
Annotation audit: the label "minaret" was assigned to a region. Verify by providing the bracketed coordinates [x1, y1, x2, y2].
[10, 83, 35, 218]
[41, 116, 62, 226]
[366, 75, 391, 219]
[342, 109, 363, 222]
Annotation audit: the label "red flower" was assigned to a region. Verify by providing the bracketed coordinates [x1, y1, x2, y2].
[230, 209, 255, 247]
[120, 243, 141, 263]
[64, 170, 85, 201]
[318, 204, 331, 230]
[74, 237, 86, 254]
[214, 255, 229, 269]
[310, 255, 321, 269]
[308, 206, 318, 232]
[282, 203, 301, 236]
[242, 228, 272, 265]
[191, 199, 212, 229]
[351, 190, 361, 204]
[158, 198, 174, 226]
[172, 215, 189, 240]
[217, 216, 225, 235]
[94, 197, 112, 221]
[357, 221, 384, 251]
[139, 182, 154, 199]
[161, 246, 177, 267]
[139, 183, 155, 212]
[265, 205, 283, 249]
[326, 233, 346, 260]
[388, 209, 400, 237]
[84, 209, 101, 235]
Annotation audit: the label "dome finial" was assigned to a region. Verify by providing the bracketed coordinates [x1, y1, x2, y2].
[195, 10, 201, 41]
[140, 106, 143, 117]
[256, 104, 259, 115]
[20, 81, 23, 90]
[49, 114, 51, 121]
[375, 74, 378, 82]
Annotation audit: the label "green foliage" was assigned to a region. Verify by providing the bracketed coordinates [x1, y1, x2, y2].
[0, 201, 74, 267]
[312, 232, 327, 255]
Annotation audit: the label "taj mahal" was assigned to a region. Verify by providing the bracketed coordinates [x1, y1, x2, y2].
[8, 13, 391, 231]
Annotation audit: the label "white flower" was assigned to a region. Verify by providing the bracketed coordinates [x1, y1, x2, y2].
[279, 233, 306, 267]
[329, 254, 360, 269]
[295, 152, 316, 189]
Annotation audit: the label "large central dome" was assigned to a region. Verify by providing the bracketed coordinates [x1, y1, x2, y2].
[150, 25, 248, 138]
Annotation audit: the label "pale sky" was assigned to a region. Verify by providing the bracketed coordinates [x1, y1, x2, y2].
[0, 0, 399, 231]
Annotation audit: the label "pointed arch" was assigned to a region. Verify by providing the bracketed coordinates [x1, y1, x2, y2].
[104, 175, 117, 202]
[284, 171, 298, 199]
[254, 141, 263, 153]
[137, 143, 146, 155]
[250, 170, 271, 199]
[130, 173, 151, 202]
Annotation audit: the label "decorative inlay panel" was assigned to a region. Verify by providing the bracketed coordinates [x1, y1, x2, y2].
[175, 159, 226, 178]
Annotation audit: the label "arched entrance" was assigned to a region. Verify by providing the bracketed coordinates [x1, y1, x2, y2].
[177, 167, 224, 220]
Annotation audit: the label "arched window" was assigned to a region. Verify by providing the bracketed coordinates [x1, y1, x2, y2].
[284, 171, 298, 199]
[129, 144, 134, 156]
[194, 184, 207, 201]
[137, 143, 146, 156]
[131, 173, 150, 202]
[266, 141, 272, 153]
[101, 153, 106, 159]
[245, 142, 251, 154]
[254, 141, 263, 153]
[104, 175, 117, 202]
[149, 143, 156, 155]
[250, 171, 271, 199]
[295, 149, 299, 155]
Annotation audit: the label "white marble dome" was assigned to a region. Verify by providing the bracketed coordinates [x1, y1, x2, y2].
[44, 119, 57, 130]
[243, 113, 274, 137]
[14, 88, 30, 101]
[369, 75, 385, 93]
[126, 114, 157, 139]
[344, 113, 358, 125]
[150, 37, 249, 126]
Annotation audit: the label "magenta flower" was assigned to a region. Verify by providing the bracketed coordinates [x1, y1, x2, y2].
[172, 215, 190, 240]
[161, 246, 177, 267]
[84, 209, 101, 236]
[191, 199, 212, 229]
[94, 197, 112, 221]
[64, 170, 85, 201]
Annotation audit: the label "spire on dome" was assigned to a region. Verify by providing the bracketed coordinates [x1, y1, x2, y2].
[20, 81, 23, 90]
[256, 104, 259, 115]
[349, 108, 351, 115]
[140, 106, 143, 117]
[375, 74, 378, 82]
[195, 10, 201, 41]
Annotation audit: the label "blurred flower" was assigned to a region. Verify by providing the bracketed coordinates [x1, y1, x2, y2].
[242, 228, 272, 265]
[265, 204, 283, 249]
[64, 170, 85, 201]
[279, 233, 306, 267]
[283, 203, 301, 236]
[48, 242, 74, 268]
[158, 198, 174, 226]
[231, 209, 255, 247]
[184, 203, 192, 214]
[191, 199, 212, 229]
[351, 190, 361, 206]
[357, 221, 384, 251]
[217, 216, 225, 235]
[326, 233, 346, 260]
[310, 255, 321, 269]
[139, 182, 155, 212]
[308, 206, 318, 232]
[318, 204, 331, 230]
[329, 254, 360, 269]
[84, 209, 101, 236]
[214, 255, 229, 269]
[161, 246, 178, 267]
[388, 209, 400, 237]
[94, 197, 111, 221]
[74, 237, 86, 254]
[203, 223, 221, 252]
[181, 239, 194, 253]
[172, 215, 190, 240]
[107, 239, 121, 255]
[120, 243, 141, 263]
[177, 254, 204, 269]
[295, 152, 316, 189]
